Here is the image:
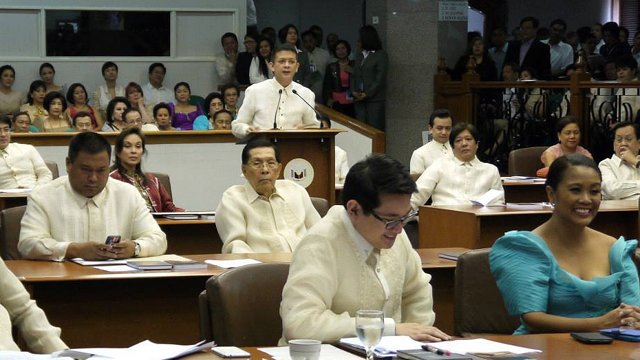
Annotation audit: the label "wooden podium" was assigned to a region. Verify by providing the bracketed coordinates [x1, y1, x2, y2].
[243, 129, 342, 204]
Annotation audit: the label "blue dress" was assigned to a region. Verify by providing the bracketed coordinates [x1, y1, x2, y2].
[489, 231, 640, 334]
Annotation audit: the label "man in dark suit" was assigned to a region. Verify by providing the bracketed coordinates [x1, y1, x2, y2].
[505, 16, 552, 80]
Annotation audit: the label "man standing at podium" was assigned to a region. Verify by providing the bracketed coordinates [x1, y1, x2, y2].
[231, 44, 320, 138]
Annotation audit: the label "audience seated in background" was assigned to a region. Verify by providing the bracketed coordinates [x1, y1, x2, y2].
[410, 109, 453, 176]
[42, 92, 72, 132]
[599, 22, 631, 62]
[323, 39, 355, 118]
[236, 33, 260, 86]
[153, 103, 175, 131]
[39, 63, 65, 95]
[215, 32, 239, 86]
[101, 96, 130, 132]
[599, 122, 640, 199]
[541, 19, 574, 78]
[18, 132, 167, 261]
[110, 127, 184, 212]
[0, 255, 67, 352]
[216, 139, 320, 253]
[488, 27, 509, 79]
[280, 154, 450, 344]
[20, 80, 48, 131]
[71, 111, 94, 132]
[169, 82, 203, 130]
[491, 154, 640, 335]
[72, 111, 94, 133]
[142, 62, 174, 107]
[410, 123, 504, 209]
[122, 108, 158, 132]
[0, 115, 51, 189]
[0, 65, 25, 116]
[12, 111, 37, 133]
[125, 82, 154, 125]
[537, 116, 592, 177]
[193, 92, 225, 130]
[66, 83, 104, 130]
[93, 61, 125, 118]
[222, 84, 240, 118]
[251, 36, 274, 84]
[231, 44, 320, 138]
[212, 109, 233, 130]
[301, 29, 330, 102]
[452, 36, 498, 81]
[352, 25, 388, 131]
[504, 16, 552, 80]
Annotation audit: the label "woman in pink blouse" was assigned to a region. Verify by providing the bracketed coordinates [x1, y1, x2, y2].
[537, 116, 593, 177]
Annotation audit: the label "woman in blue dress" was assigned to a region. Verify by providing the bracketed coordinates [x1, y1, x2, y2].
[490, 154, 640, 334]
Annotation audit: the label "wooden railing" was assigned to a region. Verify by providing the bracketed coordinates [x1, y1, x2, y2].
[316, 104, 386, 153]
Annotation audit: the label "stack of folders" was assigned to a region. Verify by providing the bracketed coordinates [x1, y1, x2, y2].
[437, 250, 469, 261]
[126, 260, 207, 270]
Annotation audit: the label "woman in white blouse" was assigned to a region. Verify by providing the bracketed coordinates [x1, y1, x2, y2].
[94, 61, 125, 118]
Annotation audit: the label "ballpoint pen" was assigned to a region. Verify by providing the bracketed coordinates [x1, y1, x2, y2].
[422, 344, 451, 356]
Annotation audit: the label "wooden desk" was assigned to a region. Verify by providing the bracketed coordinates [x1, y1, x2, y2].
[156, 219, 221, 254]
[7, 249, 459, 348]
[419, 200, 639, 249]
[503, 181, 547, 203]
[184, 333, 640, 359]
[0, 192, 28, 210]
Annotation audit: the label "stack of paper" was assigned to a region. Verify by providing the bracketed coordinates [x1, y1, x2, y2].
[57, 340, 214, 360]
[259, 344, 361, 359]
[205, 259, 262, 268]
[425, 338, 541, 355]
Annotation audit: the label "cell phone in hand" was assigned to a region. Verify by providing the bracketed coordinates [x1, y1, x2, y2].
[571, 332, 613, 344]
[105, 235, 121, 245]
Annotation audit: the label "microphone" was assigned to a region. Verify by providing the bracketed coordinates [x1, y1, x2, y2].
[292, 89, 328, 129]
[273, 89, 283, 129]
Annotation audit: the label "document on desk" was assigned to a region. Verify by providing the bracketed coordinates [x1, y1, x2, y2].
[58, 340, 214, 360]
[0, 352, 72, 360]
[259, 344, 361, 359]
[72, 254, 194, 266]
[340, 335, 424, 357]
[470, 189, 504, 207]
[0, 188, 31, 193]
[205, 258, 262, 268]
[423, 338, 541, 355]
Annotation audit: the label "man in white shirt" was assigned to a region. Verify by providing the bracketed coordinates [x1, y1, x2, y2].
[542, 19, 574, 77]
[280, 154, 450, 343]
[409, 109, 453, 176]
[215, 32, 239, 86]
[410, 123, 504, 209]
[0, 115, 51, 189]
[18, 132, 167, 261]
[216, 139, 321, 253]
[142, 63, 174, 107]
[599, 122, 640, 200]
[231, 44, 320, 138]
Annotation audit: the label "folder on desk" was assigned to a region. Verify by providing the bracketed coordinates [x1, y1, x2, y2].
[152, 210, 216, 220]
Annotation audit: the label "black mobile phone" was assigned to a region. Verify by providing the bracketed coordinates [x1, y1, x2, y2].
[571, 332, 614, 344]
[105, 235, 121, 245]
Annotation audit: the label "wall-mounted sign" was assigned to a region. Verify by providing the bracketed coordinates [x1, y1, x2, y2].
[439, 1, 468, 22]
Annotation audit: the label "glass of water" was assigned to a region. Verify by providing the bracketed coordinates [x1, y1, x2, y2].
[356, 309, 384, 360]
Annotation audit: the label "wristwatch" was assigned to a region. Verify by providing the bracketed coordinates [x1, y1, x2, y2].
[133, 241, 141, 257]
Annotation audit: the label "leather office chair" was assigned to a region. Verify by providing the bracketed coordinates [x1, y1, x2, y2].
[150, 172, 172, 198]
[310, 197, 329, 217]
[199, 263, 290, 346]
[507, 146, 547, 177]
[0, 205, 27, 260]
[44, 160, 59, 179]
[454, 248, 519, 336]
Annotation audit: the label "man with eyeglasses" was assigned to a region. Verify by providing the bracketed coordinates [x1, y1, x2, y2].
[122, 108, 158, 132]
[599, 122, 640, 200]
[216, 139, 320, 253]
[410, 122, 504, 209]
[231, 43, 320, 138]
[280, 153, 451, 344]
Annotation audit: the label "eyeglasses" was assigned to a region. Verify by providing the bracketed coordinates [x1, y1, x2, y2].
[248, 160, 279, 169]
[370, 209, 418, 230]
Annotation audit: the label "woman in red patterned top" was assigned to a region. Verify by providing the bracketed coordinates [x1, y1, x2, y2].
[109, 127, 185, 212]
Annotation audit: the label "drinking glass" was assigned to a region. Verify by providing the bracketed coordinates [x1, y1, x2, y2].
[355, 309, 384, 360]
